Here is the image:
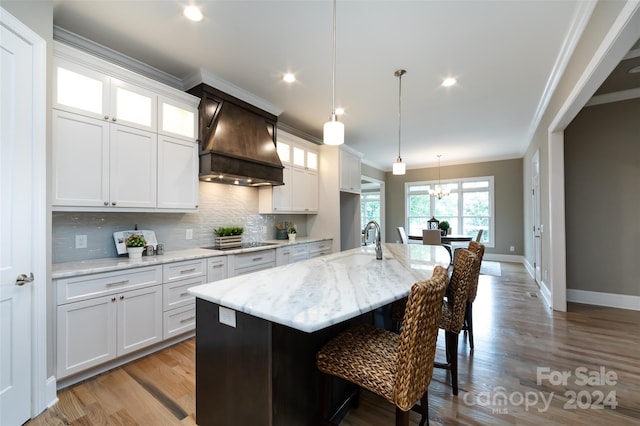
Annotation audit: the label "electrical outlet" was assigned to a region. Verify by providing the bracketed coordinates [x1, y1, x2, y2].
[510, 245, 515, 252]
[186, 229, 193, 240]
[75, 235, 87, 249]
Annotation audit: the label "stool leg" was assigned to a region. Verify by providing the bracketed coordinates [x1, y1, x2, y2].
[466, 302, 474, 350]
[396, 406, 410, 426]
[446, 331, 459, 395]
[418, 391, 429, 426]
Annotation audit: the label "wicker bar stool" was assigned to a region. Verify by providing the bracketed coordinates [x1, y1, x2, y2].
[434, 248, 476, 395]
[317, 266, 449, 426]
[462, 241, 485, 350]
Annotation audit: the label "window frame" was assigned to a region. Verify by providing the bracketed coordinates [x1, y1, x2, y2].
[404, 176, 495, 247]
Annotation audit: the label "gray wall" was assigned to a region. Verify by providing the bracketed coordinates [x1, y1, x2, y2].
[564, 98, 640, 296]
[53, 182, 310, 263]
[361, 162, 385, 181]
[384, 159, 523, 255]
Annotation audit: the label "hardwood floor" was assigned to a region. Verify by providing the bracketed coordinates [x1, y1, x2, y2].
[27, 262, 640, 425]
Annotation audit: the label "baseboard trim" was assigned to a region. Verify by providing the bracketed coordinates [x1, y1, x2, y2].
[483, 253, 524, 263]
[45, 376, 58, 409]
[567, 289, 640, 311]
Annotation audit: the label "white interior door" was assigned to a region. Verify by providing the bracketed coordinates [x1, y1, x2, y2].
[532, 150, 542, 284]
[0, 16, 35, 426]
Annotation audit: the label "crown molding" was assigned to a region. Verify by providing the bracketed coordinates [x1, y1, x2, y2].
[53, 26, 183, 89]
[184, 68, 282, 116]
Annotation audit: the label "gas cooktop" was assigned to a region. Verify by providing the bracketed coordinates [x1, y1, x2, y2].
[201, 242, 278, 251]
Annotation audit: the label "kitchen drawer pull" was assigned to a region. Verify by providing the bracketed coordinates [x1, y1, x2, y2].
[106, 280, 130, 287]
[212, 264, 223, 269]
[180, 268, 196, 274]
[252, 257, 263, 261]
[180, 292, 190, 297]
[179, 316, 195, 323]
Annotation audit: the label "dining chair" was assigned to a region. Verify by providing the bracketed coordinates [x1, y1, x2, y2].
[474, 229, 484, 242]
[397, 226, 409, 244]
[422, 229, 441, 245]
[434, 248, 476, 395]
[462, 241, 485, 350]
[317, 266, 449, 426]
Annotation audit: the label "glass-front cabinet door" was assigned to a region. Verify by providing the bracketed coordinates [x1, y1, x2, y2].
[159, 96, 196, 140]
[110, 80, 157, 132]
[54, 58, 109, 120]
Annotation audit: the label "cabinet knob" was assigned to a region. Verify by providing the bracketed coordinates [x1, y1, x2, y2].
[120, 295, 124, 300]
[112, 117, 117, 122]
[111, 201, 116, 206]
[104, 201, 109, 206]
[104, 115, 109, 120]
[111, 297, 116, 302]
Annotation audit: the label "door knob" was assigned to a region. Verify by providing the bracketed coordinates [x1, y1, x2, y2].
[16, 272, 34, 286]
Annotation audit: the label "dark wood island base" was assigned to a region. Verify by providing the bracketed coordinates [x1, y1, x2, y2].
[195, 298, 369, 425]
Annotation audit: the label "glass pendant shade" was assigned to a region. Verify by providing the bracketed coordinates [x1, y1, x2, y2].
[393, 158, 406, 175]
[323, 114, 344, 145]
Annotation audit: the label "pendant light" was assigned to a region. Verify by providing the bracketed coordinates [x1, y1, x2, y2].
[429, 155, 450, 199]
[323, 0, 344, 145]
[392, 69, 406, 175]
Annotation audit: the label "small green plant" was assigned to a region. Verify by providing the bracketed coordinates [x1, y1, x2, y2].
[438, 221, 450, 232]
[287, 226, 297, 234]
[214, 226, 244, 237]
[125, 233, 146, 247]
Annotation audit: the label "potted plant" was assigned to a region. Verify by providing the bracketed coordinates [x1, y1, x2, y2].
[214, 226, 244, 249]
[125, 233, 146, 259]
[438, 221, 450, 236]
[287, 226, 297, 241]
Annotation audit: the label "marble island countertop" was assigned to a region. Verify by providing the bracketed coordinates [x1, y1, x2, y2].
[52, 237, 331, 279]
[188, 243, 450, 333]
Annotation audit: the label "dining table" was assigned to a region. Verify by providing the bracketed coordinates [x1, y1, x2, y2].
[408, 233, 473, 263]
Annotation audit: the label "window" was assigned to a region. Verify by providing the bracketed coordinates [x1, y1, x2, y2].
[406, 177, 494, 246]
[361, 191, 380, 229]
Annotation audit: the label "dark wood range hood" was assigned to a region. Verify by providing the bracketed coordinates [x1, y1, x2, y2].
[187, 83, 284, 186]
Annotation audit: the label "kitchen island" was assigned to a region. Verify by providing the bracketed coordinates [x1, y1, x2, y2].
[188, 243, 449, 425]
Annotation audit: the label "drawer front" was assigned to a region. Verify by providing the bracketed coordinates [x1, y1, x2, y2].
[207, 257, 228, 282]
[56, 266, 162, 305]
[163, 275, 205, 310]
[163, 305, 195, 339]
[231, 249, 276, 270]
[308, 240, 332, 258]
[163, 259, 206, 282]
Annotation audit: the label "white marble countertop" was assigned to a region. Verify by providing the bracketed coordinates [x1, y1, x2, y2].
[188, 243, 450, 333]
[52, 237, 331, 279]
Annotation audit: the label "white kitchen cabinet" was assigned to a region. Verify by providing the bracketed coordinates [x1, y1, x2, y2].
[259, 130, 318, 214]
[207, 257, 228, 282]
[276, 244, 310, 266]
[54, 57, 157, 133]
[157, 135, 199, 209]
[339, 148, 361, 194]
[52, 110, 157, 209]
[52, 42, 199, 212]
[162, 259, 207, 339]
[228, 250, 276, 277]
[56, 266, 163, 379]
[308, 239, 333, 258]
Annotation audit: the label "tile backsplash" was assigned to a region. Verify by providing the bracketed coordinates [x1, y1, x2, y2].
[52, 182, 307, 263]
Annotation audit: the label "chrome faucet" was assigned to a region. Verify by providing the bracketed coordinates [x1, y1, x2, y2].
[364, 220, 383, 260]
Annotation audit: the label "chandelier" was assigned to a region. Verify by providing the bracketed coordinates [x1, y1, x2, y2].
[429, 155, 450, 199]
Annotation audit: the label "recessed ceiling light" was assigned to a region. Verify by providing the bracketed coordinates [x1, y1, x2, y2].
[283, 73, 296, 83]
[442, 77, 457, 87]
[335, 107, 345, 115]
[628, 65, 640, 74]
[184, 6, 203, 22]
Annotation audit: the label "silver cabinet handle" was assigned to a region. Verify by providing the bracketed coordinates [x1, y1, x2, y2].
[15, 273, 34, 286]
[180, 292, 189, 297]
[212, 264, 223, 269]
[107, 280, 129, 287]
[252, 257, 263, 261]
[180, 268, 196, 274]
[179, 316, 195, 323]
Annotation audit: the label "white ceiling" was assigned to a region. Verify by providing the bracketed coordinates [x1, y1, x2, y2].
[52, 0, 590, 171]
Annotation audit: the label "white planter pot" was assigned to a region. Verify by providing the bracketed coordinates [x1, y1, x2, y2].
[288, 234, 296, 242]
[127, 246, 144, 259]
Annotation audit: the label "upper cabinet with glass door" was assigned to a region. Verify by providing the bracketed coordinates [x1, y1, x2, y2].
[54, 57, 157, 132]
[277, 132, 318, 172]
